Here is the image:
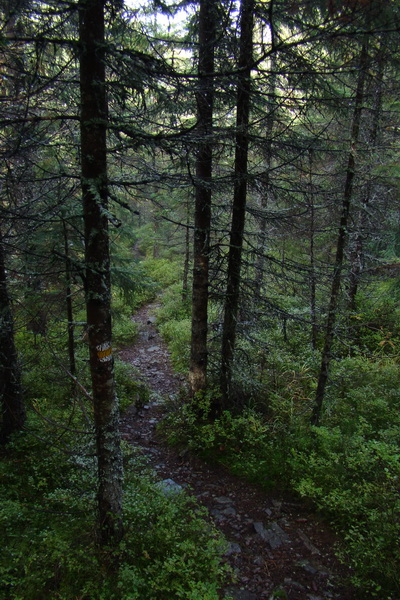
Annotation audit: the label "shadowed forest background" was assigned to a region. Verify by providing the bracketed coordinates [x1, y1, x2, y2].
[1, 0, 400, 598]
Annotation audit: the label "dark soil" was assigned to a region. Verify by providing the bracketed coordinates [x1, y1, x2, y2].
[118, 303, 357, 600]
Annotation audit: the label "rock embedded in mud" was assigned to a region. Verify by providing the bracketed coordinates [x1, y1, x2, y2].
[215, 496, 235, 505]
[253, 521, 290, 550]
[297, 529, 321, 555]
[224, 541, 242, 556]
[157, 478, 183, 496]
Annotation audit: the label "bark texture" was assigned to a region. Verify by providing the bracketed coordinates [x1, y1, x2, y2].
[220, 0, 254, 406]
[255, 53, 277, 286]
[312, 41, 368, 425]
[79, 0, 123, 546]
[308, 150, 318, 350]
[348, 46, 384, 310]
[0, 228, 25, 444]
[189, 0, 216, 395]
[63, 221, 76, 378]
[0, 6, 25, 444]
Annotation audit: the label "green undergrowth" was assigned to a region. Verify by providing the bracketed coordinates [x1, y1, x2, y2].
[290, 356, 400, 598]
[1, 285, 229, 600]
[153, 278, 400, 597]
[138, 283, 400, 600]
[140, 259, 192, 372]
[0, 426, 228, 600]
[160, 391, 290, 489]
[18, 331, 147, 415]
[142, 258, 184, 289]
[156, 283, 191, 373]
[160, 363, 400, 598]
[142, 234, 400, 600]
[16, 289, 150, 415]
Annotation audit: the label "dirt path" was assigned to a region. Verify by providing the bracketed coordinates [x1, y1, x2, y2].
[119, 304, 356, 600]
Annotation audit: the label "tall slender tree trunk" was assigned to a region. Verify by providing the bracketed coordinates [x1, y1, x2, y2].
[79, 0, 123, 547]
[348, 46, 384, 311]
[0, 6, 25, 444]
[255, 54, 277, 285]
[308, 149, 318, 350]
[0, 227, 25, 444]
[182, 199, 190, 303]
[312, 41, 368, 426]
[220, 0, 254, 406]
[63, 220, 76, 378]
[189, 0, 216, 395]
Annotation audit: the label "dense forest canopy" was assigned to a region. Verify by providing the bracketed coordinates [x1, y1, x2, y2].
[1, 0, 400, 598]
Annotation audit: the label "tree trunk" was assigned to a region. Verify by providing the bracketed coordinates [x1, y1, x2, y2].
[348, 45, 384, 310]
[255, 54, 277, 285]
[79, 0, 123, 547]
[0, 227, 25, 444]
[220, 0, 254, 406]
[312, 41, 368, 426]
[308, 149, 318, 350]
[189, 0, 216, 395]
[63, 220, 76, 378]
[0, 3, 26, 444]
[182, 199, 190, 303]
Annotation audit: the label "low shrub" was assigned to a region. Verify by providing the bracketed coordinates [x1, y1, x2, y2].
[158, 318, 191, 373]
[112, 317, 139, 349]
[161, 392, 290, 489]
[143, 258, 183, 288]
[0, 430, 228, 600]
[114, 358, 150, 412]
[161, 350, 400, 597]
[118, 453, 229, 600]
[290, 356, 400, 598]
[291, 425, 400, 598]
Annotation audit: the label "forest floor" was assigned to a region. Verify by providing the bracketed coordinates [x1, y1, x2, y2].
[118, 303, 357, 600]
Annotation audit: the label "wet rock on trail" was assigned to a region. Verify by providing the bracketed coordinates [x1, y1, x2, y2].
[118, 303, 356, 600]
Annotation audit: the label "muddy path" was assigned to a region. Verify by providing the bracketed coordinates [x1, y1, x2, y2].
[118, 303, 356, 600]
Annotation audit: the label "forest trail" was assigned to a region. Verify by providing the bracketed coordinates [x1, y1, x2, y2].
[118, 304, 355, 600]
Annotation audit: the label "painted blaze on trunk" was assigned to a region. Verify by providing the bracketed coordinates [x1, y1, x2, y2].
[79, 0, 123, 546]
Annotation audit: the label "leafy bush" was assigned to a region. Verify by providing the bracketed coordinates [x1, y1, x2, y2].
[118, 455, 228, 600]
[114, 358, 149, 412]
[158, 318, 191, 373]
[154, 284, 191, 373]
[0, 430, 98, 600]
[290, 356, 400, 598]
[143, 258, 183, 288]
[349, 289, 400, 355]
[156, 282, 191, 322]
[161, 393, 290, 488]
[112, 317, 139, 348]
[0, 430, 228, 600]
[325, 356, 400, 429]
[292, 426, 400, 598]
